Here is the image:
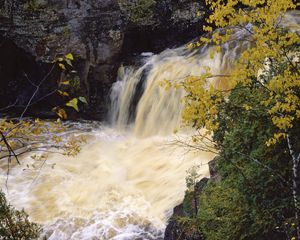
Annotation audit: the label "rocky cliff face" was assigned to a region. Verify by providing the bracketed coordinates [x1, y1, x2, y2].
[0, 0, 207, 119]
[164, 158, 220, 240]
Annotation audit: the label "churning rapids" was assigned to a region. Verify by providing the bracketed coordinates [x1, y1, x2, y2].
[1, 11, 298, 239]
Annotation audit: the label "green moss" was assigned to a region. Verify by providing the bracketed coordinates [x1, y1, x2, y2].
[24, 0, 48, 12]
[118, 0, 156, 24]
[63, 26, 70, 38]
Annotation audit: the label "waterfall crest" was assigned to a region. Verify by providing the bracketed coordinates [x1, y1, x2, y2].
[110, 33, 250, 137]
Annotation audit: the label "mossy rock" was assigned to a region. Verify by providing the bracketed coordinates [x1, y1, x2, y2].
[118, 0, 157, 25]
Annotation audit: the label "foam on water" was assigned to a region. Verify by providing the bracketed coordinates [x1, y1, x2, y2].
[0, 125, 212, 240]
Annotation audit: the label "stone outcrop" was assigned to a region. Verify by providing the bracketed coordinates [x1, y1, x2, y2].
[164, 178, 208, 240]
[164, 158, 220, 240]
[0, 0, 207, 119]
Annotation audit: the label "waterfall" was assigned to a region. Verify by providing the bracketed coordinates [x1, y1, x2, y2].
[1, 12, 298, 239]
[109, 34, 250, 137]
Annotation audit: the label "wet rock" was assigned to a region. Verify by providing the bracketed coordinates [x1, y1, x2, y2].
[209, 157, 221, 182]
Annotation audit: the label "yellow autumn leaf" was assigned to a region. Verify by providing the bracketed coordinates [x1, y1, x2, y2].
[32, 128, 42, 135]
[65, 53, 74, 61]
[59, 63, 66, 70]
[57, 108, 67, 119]
[60, 80, 70, 85]
[66, 98, 79, 112]
[58, 90, 69, 97]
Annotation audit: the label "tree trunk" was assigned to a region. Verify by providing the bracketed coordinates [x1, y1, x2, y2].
[292, 161, 300, 240]
[287, 134, 300, 240]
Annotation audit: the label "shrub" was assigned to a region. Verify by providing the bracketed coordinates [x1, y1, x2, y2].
[0, 191, 41, 240]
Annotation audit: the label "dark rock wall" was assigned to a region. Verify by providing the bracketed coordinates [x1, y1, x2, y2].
[0, 0, 207, 119]
[164, 158, 220, 240]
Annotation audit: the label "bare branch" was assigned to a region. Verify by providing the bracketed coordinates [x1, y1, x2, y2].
[0, 130, 20, 164]
[19, 64, 56, 120]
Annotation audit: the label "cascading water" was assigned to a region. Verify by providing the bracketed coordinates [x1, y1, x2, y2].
[0, 23, 262, 240]
[109, 39, 248, 138]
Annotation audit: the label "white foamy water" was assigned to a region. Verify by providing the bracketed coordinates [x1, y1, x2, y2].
[0, 126, 212, 239]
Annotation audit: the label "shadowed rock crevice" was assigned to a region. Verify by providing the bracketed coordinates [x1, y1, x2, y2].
[0, 37, 61, 117]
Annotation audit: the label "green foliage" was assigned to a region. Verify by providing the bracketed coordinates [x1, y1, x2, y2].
[199, 181, 250, 240]
[118, 0, 156, 24]
[184, 166, 202, 217]
[177, 80, 300, 239]
[178, 1, 300, 239]
[53, 53, 88, 118]
[70, 76, 81, 92]
[0, 191, 41, 239]
[198, 84, 299, 239]
[78, 96, 88, 105]
[173, 216, 203, 240]
[186, 166, 202, 193]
